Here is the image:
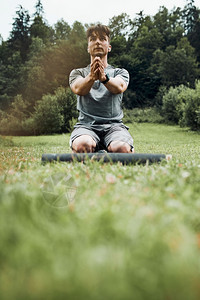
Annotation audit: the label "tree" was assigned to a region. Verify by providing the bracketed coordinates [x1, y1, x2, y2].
[108, 13, 132, 67]
[8, 5, 31, 61]
[183, 0, 200, 62]
[34, 0, 44, 17]
[155, 37, 199, 88]
[69, 21, 86, 44]
[126, 22, 164, 106]
[153, 6, 183, 49]
[53, 19, 71, 41]
[30, 0, 53, 44]
[0, 5, 31, 105]
[0, 50, 24, 101]
[108, 13, 132, 39]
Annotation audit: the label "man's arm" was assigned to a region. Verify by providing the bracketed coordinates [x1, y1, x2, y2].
[102, 75, 127, 94]
[71, 74, 95, 96]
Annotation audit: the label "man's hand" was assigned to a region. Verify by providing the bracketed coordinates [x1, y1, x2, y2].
[90, 57, 106, 82]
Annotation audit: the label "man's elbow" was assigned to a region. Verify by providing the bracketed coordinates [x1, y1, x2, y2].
[116, 83, 127, 94]
[75, 89, 88, 96]
[71, 85, 86, 96]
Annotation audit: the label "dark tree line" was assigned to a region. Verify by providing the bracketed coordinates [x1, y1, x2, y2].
[0, 0, 200, 130]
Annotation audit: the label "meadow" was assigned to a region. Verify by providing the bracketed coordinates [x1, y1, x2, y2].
[0, 123, 200, 300]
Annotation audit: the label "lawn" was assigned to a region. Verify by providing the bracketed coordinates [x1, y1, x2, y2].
[0, 123, 200, 300]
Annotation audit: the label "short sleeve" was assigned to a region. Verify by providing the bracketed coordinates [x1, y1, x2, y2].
[114, 68, 129, 87]
[69, 69, 84, 88]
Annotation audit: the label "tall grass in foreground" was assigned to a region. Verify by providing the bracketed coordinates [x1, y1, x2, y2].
[0, 123, 200, 300]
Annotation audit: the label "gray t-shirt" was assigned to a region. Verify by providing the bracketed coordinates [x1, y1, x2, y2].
[69, 64, 129, 124]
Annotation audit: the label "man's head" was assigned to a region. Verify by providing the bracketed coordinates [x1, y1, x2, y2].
[86, 24, 110, 42]
[87, 24, 111, 58]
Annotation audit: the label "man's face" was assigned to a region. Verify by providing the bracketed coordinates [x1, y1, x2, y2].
[87, 31, 111, 58]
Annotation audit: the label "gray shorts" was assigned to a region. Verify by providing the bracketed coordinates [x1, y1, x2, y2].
[70, 123, 134, 151]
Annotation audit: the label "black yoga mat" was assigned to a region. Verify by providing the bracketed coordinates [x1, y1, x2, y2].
[42, 153, 171, 164]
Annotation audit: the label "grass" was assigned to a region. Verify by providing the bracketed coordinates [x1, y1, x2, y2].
[0, 123, 200, 300]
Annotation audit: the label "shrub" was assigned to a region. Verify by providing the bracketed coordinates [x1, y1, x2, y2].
[33, 94, 64, 135]
[123, 107, 164, 124]
[154, 86, 168, 109]
[161, 81, 200, 131]
[54, 87, 78, 132]
[182, 81, 200, 131]
[0, 88, 78, 136]
[162, 85, 187, 124]
[0, 95, 35, 136]
[10, 94, 29, 121]
[21, 117, 36, 135]
[33, 87, 78, 135]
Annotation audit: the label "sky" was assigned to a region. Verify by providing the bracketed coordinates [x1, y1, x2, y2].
[0, 0, 200, 40]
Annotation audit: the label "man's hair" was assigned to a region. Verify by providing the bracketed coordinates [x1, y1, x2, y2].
[86, 24, 110, 40]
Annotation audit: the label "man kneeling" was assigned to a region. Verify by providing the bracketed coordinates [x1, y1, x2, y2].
[69, 24, 134, 153]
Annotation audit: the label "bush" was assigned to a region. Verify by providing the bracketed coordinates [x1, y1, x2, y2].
[0, 115, 23, 135]
[54, 87, 78, 132]
[33, 87, 78, 135]
[154, 86, 168, 109]
[123, 107, 164, 124]
[161, 81, 200, 131]
[162, 85, 187, 124]
[0, 88, 78, 135]
[33, 94, 64, 135]
[182, 81, 200, 131]
[0, 114, 35, 136]
[0, 95, 35, 136]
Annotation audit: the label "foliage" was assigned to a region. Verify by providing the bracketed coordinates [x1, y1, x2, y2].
[33, 94, 64, 135]
[183, 0, 200, 61]
[0, 50, 24, 103]
[123, 107, 164, 124]
[0, 87, 77, 136]
[8, 5, 31, 61]
[154, 85, 168, 108]
[0, 94, 34, 135]
[54, 87, 78, 133]
[108, 13, 132, 39]
[53, 19, 71, 41]
[30, 1, 53, 45]
[162, 85, 188, 124]
[33, 87, 78, 135]
[182, 80, 200, 130]
[154, 38, 199, 88]
[0, 124, 200, 299]
[161, 80, 200, 130]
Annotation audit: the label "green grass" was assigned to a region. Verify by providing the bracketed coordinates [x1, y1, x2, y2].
[0, 123, 200, 300]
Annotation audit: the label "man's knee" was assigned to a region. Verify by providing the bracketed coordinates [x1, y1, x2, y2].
[72, 135, 96, 153]
[108, 141, 133, 153]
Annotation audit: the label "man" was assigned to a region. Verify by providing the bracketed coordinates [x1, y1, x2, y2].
[69, 24, 134, 153]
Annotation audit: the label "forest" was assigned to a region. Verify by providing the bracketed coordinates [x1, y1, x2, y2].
[0, 0, 200, 134]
